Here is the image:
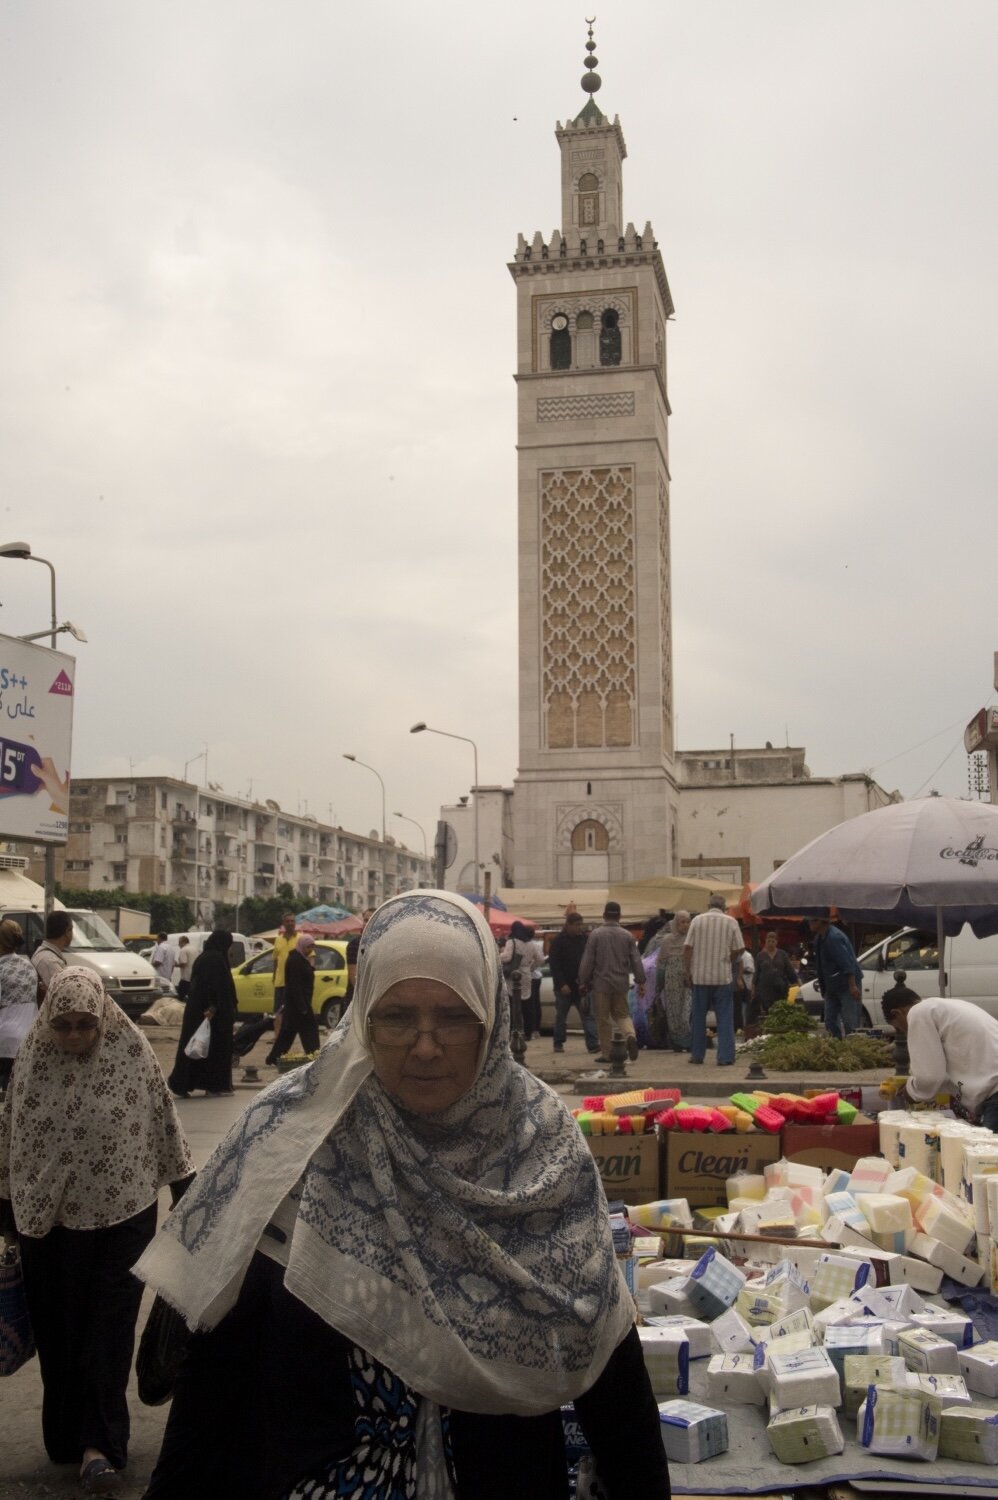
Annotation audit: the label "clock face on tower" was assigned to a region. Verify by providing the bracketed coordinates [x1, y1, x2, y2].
[551, 314, 569, 331]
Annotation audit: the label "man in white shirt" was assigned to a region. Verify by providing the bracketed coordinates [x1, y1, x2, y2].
[683, 895, 745, 1066]
[150, 932, 178, 987]
[882, 991, 998, 1132]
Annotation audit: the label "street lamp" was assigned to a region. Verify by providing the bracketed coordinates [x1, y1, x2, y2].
[410, 722, 480, 894]
[343, 754, 387, 899]
[19, 621, 88, 644]
[393, 811, 427, 858]
[0, 541, 60, 914]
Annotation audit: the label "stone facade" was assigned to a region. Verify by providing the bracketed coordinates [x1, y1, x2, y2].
[509, 92, 679, 887]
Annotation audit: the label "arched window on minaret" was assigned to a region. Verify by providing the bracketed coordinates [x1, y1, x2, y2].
[576, 310, 595, 368]
[599, 309, 622, 366]
[550, 314, 572, 370]
[578, 171, 599, 228]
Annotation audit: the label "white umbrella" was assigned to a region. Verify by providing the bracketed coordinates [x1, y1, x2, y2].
[750, 797, 998, 996]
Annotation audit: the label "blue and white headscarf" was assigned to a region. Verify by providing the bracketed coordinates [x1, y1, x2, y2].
[136, 890, 632, 1416]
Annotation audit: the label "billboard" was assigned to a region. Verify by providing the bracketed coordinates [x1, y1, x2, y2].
[0, 633, 75, 844]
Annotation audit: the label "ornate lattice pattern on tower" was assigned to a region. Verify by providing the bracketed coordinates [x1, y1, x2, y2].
[658, 473, 673, 749]
[540, 466, 636, 750]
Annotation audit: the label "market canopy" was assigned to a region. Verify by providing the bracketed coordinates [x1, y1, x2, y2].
[609, 874, 744, 917]
[749, 796, 998, 994]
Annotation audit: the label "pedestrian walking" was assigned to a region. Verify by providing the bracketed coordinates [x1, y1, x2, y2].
[547, 911, 599, 1053]
[137, 890, 670, 1499]
[268, 934, 321, 1063]
[0, 920, 40, 1091]
[652, 910, 692, 1051]
[578, 901, 645, 1061]
[149, 933, 177, 986]
[168, 929, 237, 1096]
[173, 935, 193, 999]
[752, 931, 797, 1021]
[683, 894, 745, 1066]
[499, 920, 535, 1037]
[524, 927, 545, 1040]
[812, 914, 863, 1036]
[0, 967, 193, 1495]
[31, 911, 73, 1000]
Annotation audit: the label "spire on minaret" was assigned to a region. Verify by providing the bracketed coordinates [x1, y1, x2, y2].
[575, 18, 607, 125]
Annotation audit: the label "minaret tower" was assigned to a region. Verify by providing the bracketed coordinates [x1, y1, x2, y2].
[510, 27, 679, 887]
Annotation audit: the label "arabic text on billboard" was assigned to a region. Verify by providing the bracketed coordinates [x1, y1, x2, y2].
[0, 633, 74, 845]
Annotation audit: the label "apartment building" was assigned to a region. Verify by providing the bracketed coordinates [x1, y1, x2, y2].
[27, 777, 430, 924]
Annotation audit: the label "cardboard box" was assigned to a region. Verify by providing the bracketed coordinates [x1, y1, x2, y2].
[586, 1133, 662, 1205]
[662, 1129, 783, 1209]
[782, 1120, 880, 1174]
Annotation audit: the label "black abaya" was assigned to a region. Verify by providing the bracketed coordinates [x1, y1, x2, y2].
[167, 936, 236, 1096]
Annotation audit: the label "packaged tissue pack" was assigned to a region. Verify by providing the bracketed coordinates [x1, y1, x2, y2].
[647, 1277, 695, 1318]
[959, 1341, 998, 1397]
[914, 1194, 975, 1255]
[842, 1356, 907, 1416]
[909, 1233, 984, 1287]
[753, 1332, 815, 1393]
[905, 1372, 972, 1406]
[637, 1326, 690, 1398]
[766, 1405, 844, 1464]
[858, 1385, 941, 1460]
[824, 1323, 885, 1378]
[710, 1307, 756, 1355]
[768, 1347, 840, 1410]
[706, 1353, 765, 1405]
[643, 1315, 712, 1359]
[938, 1406, 998, 1465]
[814, 1297, 867, 1341]
[658, 1400, 728, 1464]
[909, 1309, 975, 1349]
[898, 1327, 960, 1375]
[810, 1253, 872, 1310]
[687, 1248, 746, 1320]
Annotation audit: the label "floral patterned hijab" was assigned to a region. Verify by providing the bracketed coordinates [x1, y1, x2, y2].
[0, 967, 193, 1236]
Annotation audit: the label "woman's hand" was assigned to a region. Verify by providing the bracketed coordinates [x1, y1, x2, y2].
[205, 1007, 217, 1020]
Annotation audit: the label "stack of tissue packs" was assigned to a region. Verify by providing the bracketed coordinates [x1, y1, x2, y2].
[768, 1347, 840, 1409]
[687, 1248, 747, 1320]
[658, 1400, 728, 1463]
[643, 1314, 712, 1359]
[842, 1356, 907, 1416]
[706, 1353, 766, 1405]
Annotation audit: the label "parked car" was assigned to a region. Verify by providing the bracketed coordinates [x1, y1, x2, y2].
[232, 939, 349, 1028]
[795, 925, 998, 1026]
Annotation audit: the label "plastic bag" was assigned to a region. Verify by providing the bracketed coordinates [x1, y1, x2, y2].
[0, 1244, 36, 1376]
[184, 1017, 211, 1060]
[136, 1294, 190, 1405]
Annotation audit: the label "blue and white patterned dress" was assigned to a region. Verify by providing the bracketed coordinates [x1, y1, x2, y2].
[284, 1345, 453, 1500]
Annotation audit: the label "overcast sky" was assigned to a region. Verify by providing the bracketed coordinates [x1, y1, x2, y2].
[1, 1, 996, 853]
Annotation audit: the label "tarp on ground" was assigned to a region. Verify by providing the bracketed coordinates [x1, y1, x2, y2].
[609, 874, 744, 917]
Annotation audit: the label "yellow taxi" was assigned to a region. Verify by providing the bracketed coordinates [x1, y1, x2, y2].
[233, 939, 349, 1028]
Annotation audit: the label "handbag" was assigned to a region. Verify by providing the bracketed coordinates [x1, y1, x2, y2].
[184, 1016, 211, 1060]
[136, 1294, 191, 1405]
[0, 1243, 36, 1376]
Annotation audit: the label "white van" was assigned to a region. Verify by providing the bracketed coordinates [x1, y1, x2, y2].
[798, 926, 998, 1024]
[0, 859, 161, 1018]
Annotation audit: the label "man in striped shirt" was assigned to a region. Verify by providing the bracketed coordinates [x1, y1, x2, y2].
[683, 894, 745, 1066]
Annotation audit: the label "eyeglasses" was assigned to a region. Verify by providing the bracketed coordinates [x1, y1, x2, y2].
[50, 1017, 100, 1034]
[367, 1017, 485, 1049]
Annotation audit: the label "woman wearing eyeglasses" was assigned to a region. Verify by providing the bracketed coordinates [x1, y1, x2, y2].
[0, 966, 193, 1496]
[138, 889, 670, 1499]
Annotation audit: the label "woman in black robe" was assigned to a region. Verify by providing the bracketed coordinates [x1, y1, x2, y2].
[167, 930, 236, 1097]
